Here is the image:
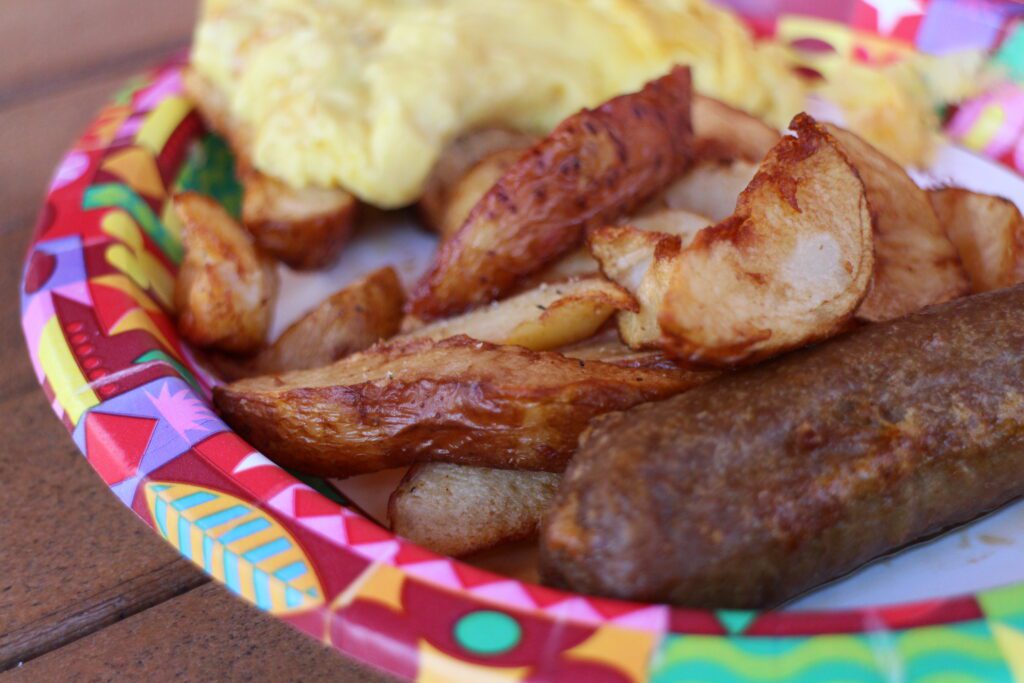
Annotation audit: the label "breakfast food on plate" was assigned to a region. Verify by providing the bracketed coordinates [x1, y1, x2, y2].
[173, 192, 278, 354]
[401, 276, 635, 352]
[389, 464, 561, 557]
[213, 335, 717, 477]
[215, 267, 404, 380]
[824, 124, 969, 322]
[929, 187, 1024, 293]
[409, 67, 695, 320]
[420, 129, 537, 239]
[179, 0, 1019, 609]
[541, 285, 1024, 608]
[240, 170, 358, 270]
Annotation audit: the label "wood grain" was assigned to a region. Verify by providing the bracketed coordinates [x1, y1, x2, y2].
[2, 584, 397, 682]
[0, 0, 198, 104]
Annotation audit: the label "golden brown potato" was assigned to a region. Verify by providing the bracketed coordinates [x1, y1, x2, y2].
[173, 192, 278, 354]
[408, 66, 695, 320]
[517, 247, 600, 290]
[215, 267, 405, 380]
[419, 128, 537, 235]
[401, 276, 635, 351]
[241, 170, 358, 270]
[560, 330, 686, 371]
[590, 211, 711, 349]
[929, 187, 1024, 293]
[647, 159, 758, 222]
[825, 124, 969, 322]
[658, 114, 874, 365]
[213, 335, 712, 477]
[389, 463, 561, 556]
[692, 94, 780, 163]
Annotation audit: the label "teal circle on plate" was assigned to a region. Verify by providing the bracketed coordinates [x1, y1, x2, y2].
[453, 610, 522, 655]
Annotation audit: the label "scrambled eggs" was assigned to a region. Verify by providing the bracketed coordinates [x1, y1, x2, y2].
[191, 0, 804, 207]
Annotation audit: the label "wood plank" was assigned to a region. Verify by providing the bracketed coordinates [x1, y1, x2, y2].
[0, 224, 208, 670]
[3, 584, 397, 681]
[0, 0, 198, 103]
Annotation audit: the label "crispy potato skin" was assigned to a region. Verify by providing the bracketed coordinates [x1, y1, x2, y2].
[408, 66, 694, 320]
[419, 129, 537, 235]
[388, 463, 561, 556]
[542, 285, 1024, 608]
[692, 95, 779, 163]
[658, 114, 874, 365]
[825, 124, 969, 322]
[241, 170, 358, 270]
[930, 187, 1024, 293]
[435, 148, 525, 242]
[173, 192, 278, 354]
[213, 336, 713, 477]
[216, 267, 404, 380]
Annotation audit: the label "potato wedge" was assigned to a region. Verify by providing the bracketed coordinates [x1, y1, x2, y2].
[692, 94, 780, 163]
[589, 211, 711, 349]
[929, 187, 1024, 293]
[419, 128, 536, 235]
[560, 330, 683, 371]
[824, 124, 968, 322]
[216, 267, 405, 380]
[241, 170, 358, 270]
[173, 192, 278, 354]
[646, 159, 758, 222]
[658, 113, 874, 365]
[408, 66, 694, 320]
[389, 464, 561, 556]
[213, 335, 712, 477]
[519, 247, 601, 290]
[402, 276, 635, 351]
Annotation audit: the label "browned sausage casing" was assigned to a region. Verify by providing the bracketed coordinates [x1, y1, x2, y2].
[540, 285, 1024, 608]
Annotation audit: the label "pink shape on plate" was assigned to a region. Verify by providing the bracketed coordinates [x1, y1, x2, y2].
[468, 580, 539, 611]
[400, 559, 463, 589]
[609, 605, 670, 633]
[350, 540, 401, 563]
[543, 597, 606, 626]
[49, 152, 90, 191]
[135, 70, 184, 111]
[233, 451, 275, 474]
[266, 482, 306, 516]
[299, 514, 350, 544]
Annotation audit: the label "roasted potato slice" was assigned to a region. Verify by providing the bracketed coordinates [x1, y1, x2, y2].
[692, 94, 780, 163]
[560, 330, 683, 370]
[241, 170, 357, 270]
[402, 276, 635, 351]
[655, 159, 757, 222]
[658, 114, 874, 365]
[434, 148, 526, 241]
[929, 187, 1024, 293]
[519, 247, 601, 290]
[216, 267, 404, 380]
[173, 192, 278, 354]
[590, 211, 711, 349]
[409, 66, 694, 320]
[213, 336, 712, 477]
[389, 464, 561, 556]
[420, 129, 537, 235]
[824, 124, 969, 322]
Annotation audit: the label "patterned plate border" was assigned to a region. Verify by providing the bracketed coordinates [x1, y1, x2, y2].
[20, 3, 1024, 680]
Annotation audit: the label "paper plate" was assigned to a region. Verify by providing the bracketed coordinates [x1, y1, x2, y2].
[20, 2, 1024, 680]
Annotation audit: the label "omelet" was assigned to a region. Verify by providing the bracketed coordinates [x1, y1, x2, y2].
[191, 0, 805, 207]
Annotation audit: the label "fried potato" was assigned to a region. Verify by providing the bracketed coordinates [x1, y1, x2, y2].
[658, 114, 874, 365]
[408, 66, 694, 320]
[929, 187, 1024, 293]
[419, 128, 537, 235]
[389, 463, 561, 556]
[216, 267, 404, 380]
[213, 336, 711, 477]
[560, 330, 684, 370]
[824, 124, 969, 322]
[692, 94, 780, 163]
[173, 192, 278, 354]
[590, 211, 710, 349]
[241, 170, 357, 270]
[519, 247, 601, 290]
[402, 276, 635, 351]
[646, 159, 758, 222]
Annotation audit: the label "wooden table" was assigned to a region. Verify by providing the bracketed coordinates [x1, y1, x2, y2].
[0, 3, 393, 680]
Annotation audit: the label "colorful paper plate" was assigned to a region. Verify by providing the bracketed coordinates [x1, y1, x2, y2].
[20, 2, 1024, 680]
